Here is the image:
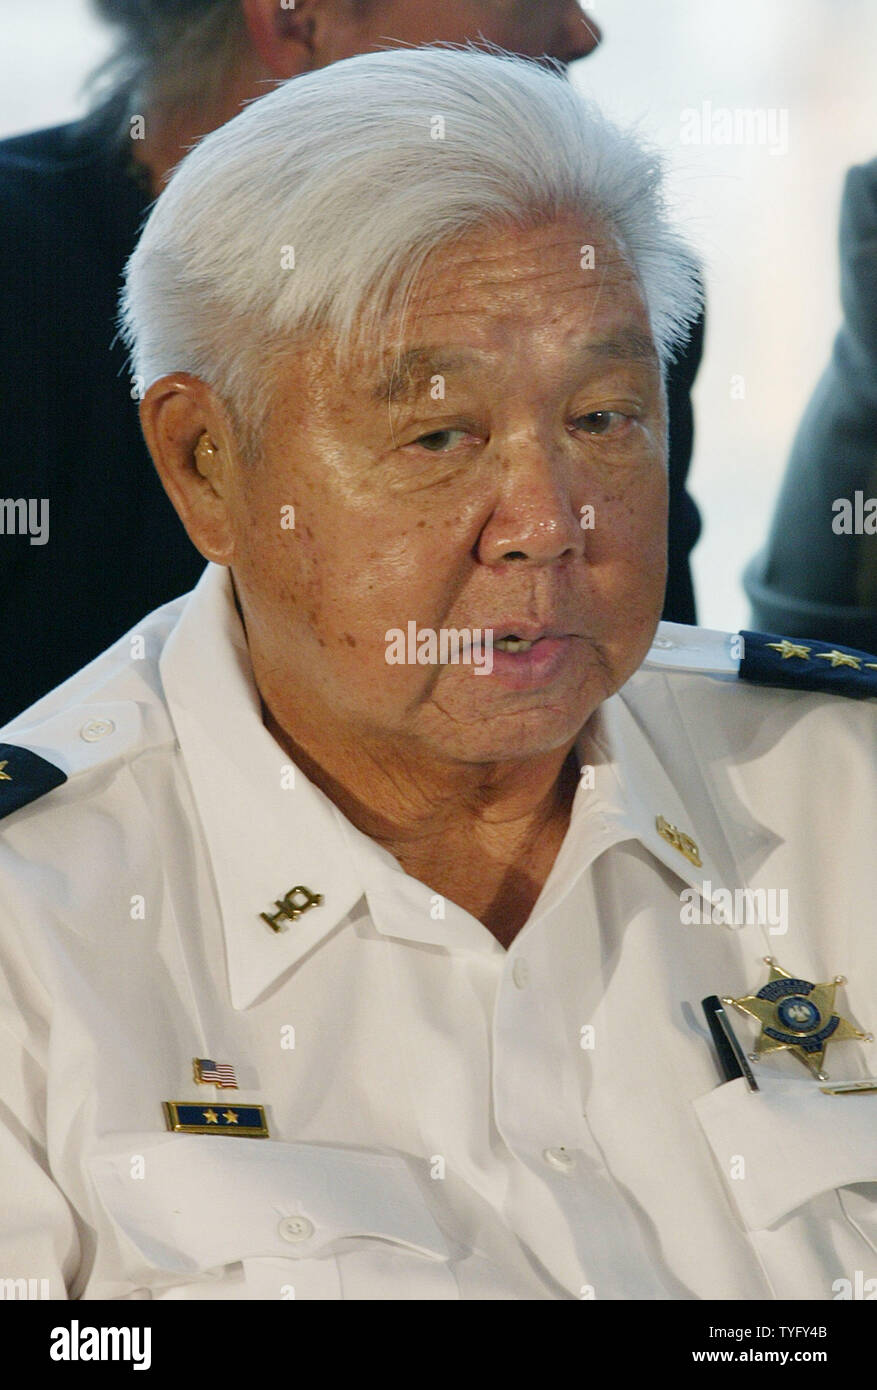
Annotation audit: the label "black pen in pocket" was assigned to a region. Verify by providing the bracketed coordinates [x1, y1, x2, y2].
[702, 994, 759, 1091]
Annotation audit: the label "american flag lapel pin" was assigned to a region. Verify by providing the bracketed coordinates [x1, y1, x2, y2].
[193, 1057, 238, 1089]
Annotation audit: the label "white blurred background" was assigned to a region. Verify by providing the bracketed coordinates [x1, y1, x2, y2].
[1, 0, 875, 631]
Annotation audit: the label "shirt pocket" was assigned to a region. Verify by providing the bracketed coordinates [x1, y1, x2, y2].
[692, 1074, 877, 1296]
[84, 1133, 457, 1299]
[692, 1074, 877, 1232]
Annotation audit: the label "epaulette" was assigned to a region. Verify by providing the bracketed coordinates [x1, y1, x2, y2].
[0, 744, 67, 819]
[738, 630, 877, 699]
[643, 622, 741, 675]
[0, 701, 142, 823]
[644, 622, 877, 699]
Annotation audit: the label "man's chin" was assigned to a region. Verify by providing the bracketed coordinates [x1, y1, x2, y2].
[429, 705, 594, 768]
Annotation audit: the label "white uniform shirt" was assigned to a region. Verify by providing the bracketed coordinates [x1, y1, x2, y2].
[1, 563, 876, 1300]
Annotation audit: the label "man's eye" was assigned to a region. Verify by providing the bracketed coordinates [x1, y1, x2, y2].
[572, 411, 629, 435]
[412, 429, 468, 453]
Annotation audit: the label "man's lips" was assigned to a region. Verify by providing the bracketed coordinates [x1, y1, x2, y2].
[487, 634, 577, 687]
[485, 625, 578, 648]
[486, 622, 574, 640]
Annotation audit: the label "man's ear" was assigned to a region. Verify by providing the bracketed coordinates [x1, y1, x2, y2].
[139, 375, 241, 564]
[242, 0, 355, 76]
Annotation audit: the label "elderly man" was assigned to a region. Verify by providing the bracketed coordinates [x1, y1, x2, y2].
[1, 49, 875, 1303]
[0, 0, 705, 728]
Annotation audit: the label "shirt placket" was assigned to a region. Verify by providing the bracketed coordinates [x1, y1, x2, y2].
[492, 811, 678, 1299]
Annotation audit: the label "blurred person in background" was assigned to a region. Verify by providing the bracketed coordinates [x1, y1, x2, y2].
[0, 0, 705, 728]
[745, 156, 877, 650]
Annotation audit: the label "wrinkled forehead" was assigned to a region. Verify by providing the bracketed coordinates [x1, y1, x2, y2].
[370, 328, 660, 406]
[344, 213, 656, 390]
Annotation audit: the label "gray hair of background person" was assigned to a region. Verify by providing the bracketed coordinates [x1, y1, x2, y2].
[88, 0, 373, 119]
[119, 45, 704, 452]
[89, 0, 248, 119]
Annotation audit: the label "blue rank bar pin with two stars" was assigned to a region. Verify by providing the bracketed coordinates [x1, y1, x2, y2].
[163, 1101, 269, 1137]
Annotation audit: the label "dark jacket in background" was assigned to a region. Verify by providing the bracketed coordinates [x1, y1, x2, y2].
[0, 98, 705, 727]
[744, 157, 877, 648]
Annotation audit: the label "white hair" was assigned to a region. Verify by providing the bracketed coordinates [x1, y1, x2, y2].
[120, 44, 703, 446]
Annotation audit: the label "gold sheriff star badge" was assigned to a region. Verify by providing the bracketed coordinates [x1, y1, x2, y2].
[723, 958, 872, 1080]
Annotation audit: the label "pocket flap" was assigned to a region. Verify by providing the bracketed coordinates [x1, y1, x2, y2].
[87, 1133, 450, 1274]
[693, 1075, 877, 1230]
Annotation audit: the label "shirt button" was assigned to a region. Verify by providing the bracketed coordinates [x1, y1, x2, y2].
[512, 958, 529, 989]
[543, 1146, 577, 1174]
[278, 1215, 314, 1243]
[80, 718, 115, 742]
[651, 637, 675, 650]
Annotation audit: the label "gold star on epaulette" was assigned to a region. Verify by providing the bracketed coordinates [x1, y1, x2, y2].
[813, 649, 862, 669]
[0, 760, 11, 781]
[723, 957, 871, 1080]
[765, 640, 811, 660]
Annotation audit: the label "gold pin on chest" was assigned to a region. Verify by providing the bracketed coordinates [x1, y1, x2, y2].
[723, 956, 872, 1081]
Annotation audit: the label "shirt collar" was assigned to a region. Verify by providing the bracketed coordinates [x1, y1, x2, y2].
[160, 567, 760, 1007]
[160, 564, 367, 1009]
[519, 685, 745, 930]
[584, 685, 743, 905]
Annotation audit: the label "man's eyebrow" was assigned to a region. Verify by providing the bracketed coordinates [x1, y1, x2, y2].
[583, 330, 660, 367]
[370, 349, 477, 403]
[370, 330, 660, 403]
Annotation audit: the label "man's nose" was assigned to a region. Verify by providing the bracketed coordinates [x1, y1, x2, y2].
[477, 443, 587, 567]
[554, 6, 602, 65]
